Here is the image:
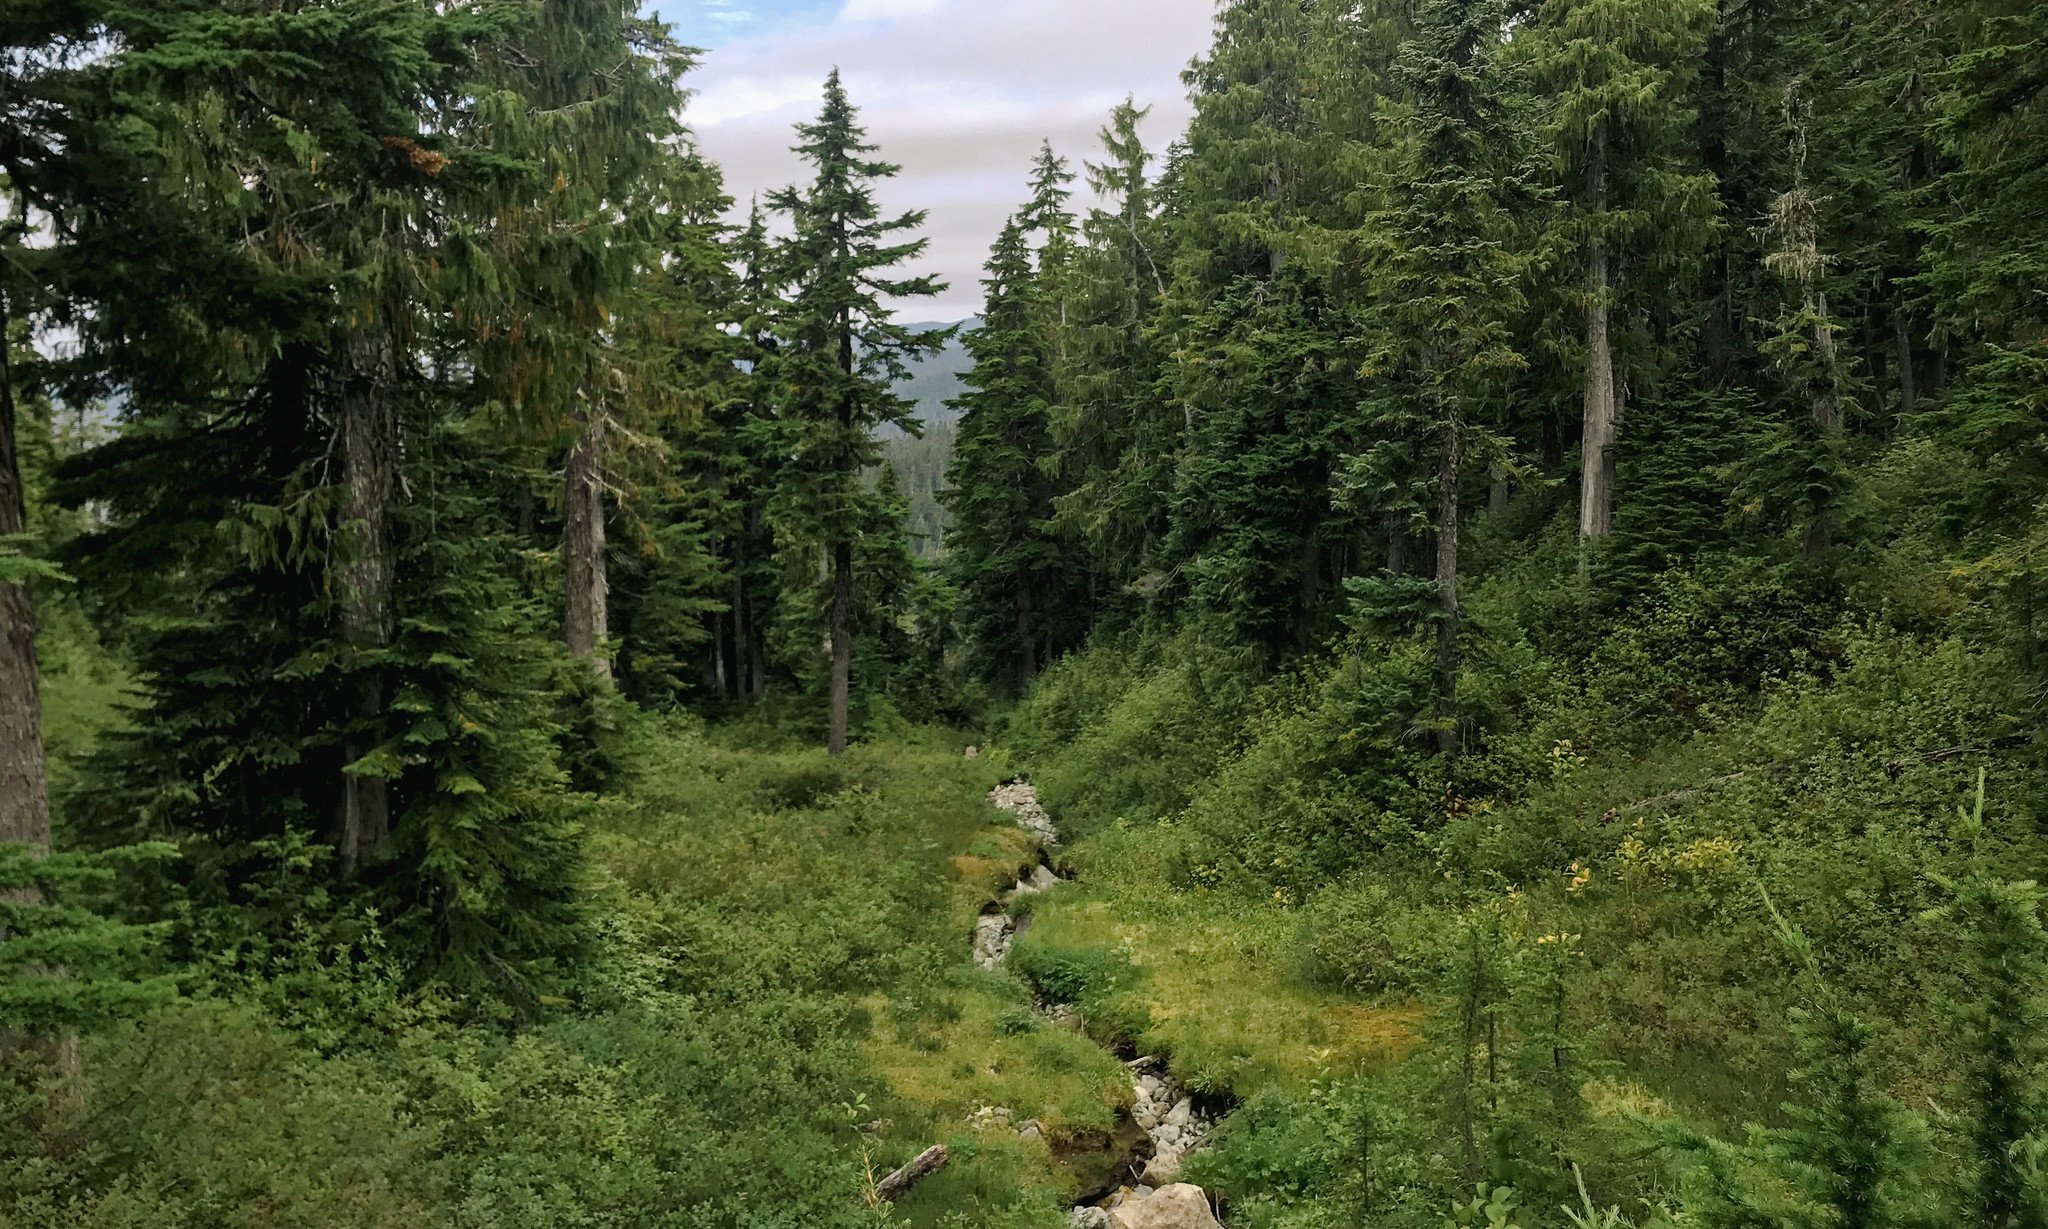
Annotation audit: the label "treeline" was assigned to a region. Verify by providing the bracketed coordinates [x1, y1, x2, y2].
[944, 0, 2047, 716]
[960, 0, 2048, 1224]
[1, 1, 954, 1013]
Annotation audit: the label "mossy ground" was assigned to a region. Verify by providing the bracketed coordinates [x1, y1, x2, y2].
[1015, 822, 1424, 1099]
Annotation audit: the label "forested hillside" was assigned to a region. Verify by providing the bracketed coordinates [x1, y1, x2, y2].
[3, 0, 2048, 1227]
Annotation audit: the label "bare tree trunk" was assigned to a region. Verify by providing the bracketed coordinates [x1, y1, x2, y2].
[338, 329, 396, 873]
[0, 288, 48, 867]
[875, 1144, 949, 1202]
[1385, 512, 1407, 576]
[1435, 388, 1463, 760]
[1487, 463, 1509, 520]
[1579, 123, 1617, 548]
[564, 406, 611, 681]
[828, 539, 852, 757]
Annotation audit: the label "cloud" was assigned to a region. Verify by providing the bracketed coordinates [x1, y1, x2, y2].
[669, 0, 1216, 319]
[841, 0, 950, 20]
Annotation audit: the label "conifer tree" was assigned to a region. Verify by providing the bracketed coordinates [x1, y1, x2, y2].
[48, 0, 594, 997]
[1056, 99, 1172, 611]
[0, 198, 48, 878]
[1340, 0, 1528, 756]
[1161, 0, 1363, 648]
[1933, 773, 2048, 1228]
[766, 71, 948, 754]
[1517, 0, 1717, 547]
[944, 217, 1063, 689]
[471, 0, 695, 684]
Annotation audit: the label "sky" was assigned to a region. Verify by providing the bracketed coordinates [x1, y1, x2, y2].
[652, 0, 1218, 321]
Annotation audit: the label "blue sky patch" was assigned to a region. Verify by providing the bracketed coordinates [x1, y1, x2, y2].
[654, 0, 843, 48]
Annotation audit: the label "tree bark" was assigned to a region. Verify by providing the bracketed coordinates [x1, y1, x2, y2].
[338, 328, 396, 873]
[0, 287, 48, 868]
[827, 539, 852, 757]
[827, 308, 857, 756]
[1487, 463, 1509, 520]
[1435, 388, 1463, 760]
[1579, 123, 1617, 548]
[564, 405, 611, 681]
[875, 1144, 948, 1202]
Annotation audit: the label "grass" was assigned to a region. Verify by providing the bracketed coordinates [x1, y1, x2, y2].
[598, 717, 1131, 1227]
[1012, 820, 1424, 1099]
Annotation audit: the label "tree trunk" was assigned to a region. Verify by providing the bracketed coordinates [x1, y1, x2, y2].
[0, 288, 48, 869]
[1802, 292, 1843, 561]
[1487, 463, 1509, 520]
[564, 406, 611, 681]
[828, 310, 857, 756]
[1435, 389, 1463, 760]
[1385, 512, 1407, 576]
[338, 329, 396, 873]
[875, 1144, 949, 1202]
[1579, 123, 1617, 548]
[828, 539, 852, 757]
[1015, 572, 1036, 692]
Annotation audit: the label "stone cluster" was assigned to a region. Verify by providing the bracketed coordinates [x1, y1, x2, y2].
[1127, 1056, 1216, 1186]
[973, 782, 1228, 1226]
[987, 780, 1061, 846]
[969, 1104, 1044, 1143]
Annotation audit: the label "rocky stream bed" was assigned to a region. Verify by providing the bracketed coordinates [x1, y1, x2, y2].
[976, 781, 1228, 1229]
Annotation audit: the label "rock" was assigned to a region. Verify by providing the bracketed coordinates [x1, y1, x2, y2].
[1138, 1075, 1164, 1096]
[964, 745, 980, 759]
[1018, 1121, 1043, 1142]
[1108, 1184, 1221, 1229]
[1164, 1098, 1192, 1128]
[1133, 1185, 1154, 1198]
[1156, 1123, 1181, 1146]
[987, 781, 1061, 847]
[1134, 1104, 1162, 1130]
[1140, 1147, 1182, 1186]
[973, 913, 1014, 968]
[1029, 862, 1061, 891]
[1068, 1209, 1112, 1229]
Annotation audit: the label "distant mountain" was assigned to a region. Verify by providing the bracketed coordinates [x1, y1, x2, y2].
[887, 318, 978, 433]
[879, 318, 977, 558]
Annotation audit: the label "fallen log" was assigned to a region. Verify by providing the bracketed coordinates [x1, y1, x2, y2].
[876, 1144, 948, 1202]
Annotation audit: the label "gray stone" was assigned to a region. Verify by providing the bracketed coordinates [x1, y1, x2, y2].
[1109, 1184, 1220, 1229]
[1068, 1209, 1112, 1229]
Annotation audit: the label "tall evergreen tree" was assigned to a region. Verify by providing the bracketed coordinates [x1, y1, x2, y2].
[471, 0, 695, 684]
[1517, 0, 1717, 547]
[944, 217, 1063, 690]
[49, 0, 589, 997]
[765, 70, 948, 754]
[1055, 99, 1172, 613]
[1339, 0, 1529, 756]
